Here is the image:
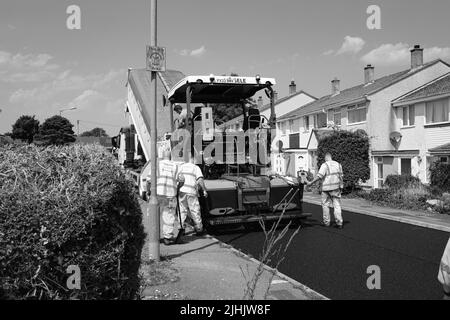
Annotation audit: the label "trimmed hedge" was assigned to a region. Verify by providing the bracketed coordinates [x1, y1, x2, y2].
[384, 174, 422, 190]
[430, 162, 450, 193]
[0, 144, 145, 300]
[317, 130, 370, 191]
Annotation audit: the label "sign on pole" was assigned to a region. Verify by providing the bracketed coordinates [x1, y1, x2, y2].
[146, 46, 166, 72]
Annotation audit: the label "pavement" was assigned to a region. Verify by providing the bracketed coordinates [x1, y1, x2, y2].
[139, 199, 326, 300]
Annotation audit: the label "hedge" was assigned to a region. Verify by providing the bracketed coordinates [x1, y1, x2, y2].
[384, 174, 422, 190]
[317, 130, 370, 191]
[0, 144, 145, 300]
[430, 162, 450, 193]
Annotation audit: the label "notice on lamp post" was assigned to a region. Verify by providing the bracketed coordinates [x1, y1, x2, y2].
[146, 46, 166, 72]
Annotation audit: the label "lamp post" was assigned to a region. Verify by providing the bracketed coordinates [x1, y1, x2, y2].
[59, 107, 77, 116]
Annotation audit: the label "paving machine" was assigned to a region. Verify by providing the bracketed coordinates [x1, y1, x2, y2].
[166, 75, 311, 229]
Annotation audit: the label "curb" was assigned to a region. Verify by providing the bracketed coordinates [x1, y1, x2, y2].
[204, 234, 329, 300]
[303, 197, 450, 233]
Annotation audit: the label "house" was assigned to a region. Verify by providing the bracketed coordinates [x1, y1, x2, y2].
[277, 45, 450, 187]
[391, 72, 450, 183]
[220, 80, 317, 132]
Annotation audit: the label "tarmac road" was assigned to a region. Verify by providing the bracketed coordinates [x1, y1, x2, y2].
[213, 202, 450, 300]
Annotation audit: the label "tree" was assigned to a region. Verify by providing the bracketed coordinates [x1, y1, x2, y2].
[80, 127, 109, 137]
[34, 115, 76, 145]
[210, 73, 258, 125]
[11, 115, 40, 143]
[317, 130, 370, 191]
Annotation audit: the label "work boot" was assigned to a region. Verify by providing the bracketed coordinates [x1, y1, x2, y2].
[195, 229, 207, 236]
[163, 238, 176, 246]
[184, 224, 196, 236]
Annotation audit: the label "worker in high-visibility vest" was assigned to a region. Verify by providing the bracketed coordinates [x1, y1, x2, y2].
[178, 156, 208, 236]
[155, 150, 184, 245]
[438, 237, 450, 300]
[307, 152, 344, 229]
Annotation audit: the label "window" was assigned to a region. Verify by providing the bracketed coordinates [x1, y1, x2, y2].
[426, 98, 449, 124]
[280, 121, 287, 135]
[347, 104, 367, 124]
[328, 109, 341, 125]
[303, 116, 310, 131]
[334, 109, 342, 126]
[402, 105, 415, 126]
[316, 113, 327, 128]
[440, 156, 449, 163]
[401, 158, 412, 175]
[289, 119, 296, 133]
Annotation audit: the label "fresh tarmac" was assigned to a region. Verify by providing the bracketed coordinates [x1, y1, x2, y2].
[214, 202, 450, 300]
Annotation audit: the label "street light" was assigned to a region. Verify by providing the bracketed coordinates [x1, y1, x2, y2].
[59, 107, 77, 116]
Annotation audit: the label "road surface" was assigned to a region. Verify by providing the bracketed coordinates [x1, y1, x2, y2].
[213, 202, 450, 300]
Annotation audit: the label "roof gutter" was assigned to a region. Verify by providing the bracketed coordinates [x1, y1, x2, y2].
[280, 96, 370, 122]
[392, 92, 450, 107]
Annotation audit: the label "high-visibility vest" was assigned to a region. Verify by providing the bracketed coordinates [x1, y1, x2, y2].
[318, 160, 343, 192]
[439, 238, 450, 292]
[156, 160, 179, 197]
[179, 163, 203, 196]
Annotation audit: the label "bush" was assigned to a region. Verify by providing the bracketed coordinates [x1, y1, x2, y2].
[384, 174, 422, 190]
[359, 183, 430, 211]
[430, 162, 450, 193]
[317, 130, 370, 191]
[0, 144, 145, 299]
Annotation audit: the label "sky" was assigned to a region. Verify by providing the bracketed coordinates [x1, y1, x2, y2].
[1, 0, 450, 136]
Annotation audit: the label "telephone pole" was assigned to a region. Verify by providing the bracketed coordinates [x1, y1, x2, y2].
[148, 0, 160, 261]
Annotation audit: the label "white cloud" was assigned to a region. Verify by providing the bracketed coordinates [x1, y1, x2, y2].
[9, 68, 126, 107]
[336, 36, 366, 55]
[0, 50, 59, 83]
[425, 47, 450, 62]
[361, 43, 450, 67]
[322, 49, 334, 56]
[67, 90, 107, 111]
[361, 43, 410, 66]
[177, 46, 207, 58]
[190, 46, 206, 57]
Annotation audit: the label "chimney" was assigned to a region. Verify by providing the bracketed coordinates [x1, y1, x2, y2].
[257, 96, 263, 108]
[364, 64, 375, 85]
[411, 45, 424, 69]
[331, 78, 340, 95]
[289, 79, 297, 95]
[273, 91, 278, 102]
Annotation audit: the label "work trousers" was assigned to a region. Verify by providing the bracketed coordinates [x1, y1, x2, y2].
[160, 196, 178, 240]
[321, 190, 343, 226]
[179, 192, 203, 233]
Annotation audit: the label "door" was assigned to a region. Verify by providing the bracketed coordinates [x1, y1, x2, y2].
[375, 157, 384, 188]
[401, 158, 412, 175]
